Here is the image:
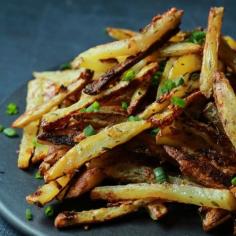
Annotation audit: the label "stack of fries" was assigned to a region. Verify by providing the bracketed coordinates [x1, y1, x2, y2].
[13, 7, 236, 232]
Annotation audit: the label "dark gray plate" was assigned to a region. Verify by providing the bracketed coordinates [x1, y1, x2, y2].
[0, 85, 233, 236]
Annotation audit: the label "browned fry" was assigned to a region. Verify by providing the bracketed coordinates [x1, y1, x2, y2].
[83, 9, 182, 95]
[66, 168, 106, 199]
[149, 91, 203, 127]
[13, 69, 92, 128]
[200, 7, 224, 97]
[199, 207, 231, 232]
[54, 200, 147, 228]
[213, 72, 236, 149]
[164, 146, 231, 188]
[219, 38, 236, 74]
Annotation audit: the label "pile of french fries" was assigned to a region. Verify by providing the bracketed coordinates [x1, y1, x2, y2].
[13, 7, 236, 232]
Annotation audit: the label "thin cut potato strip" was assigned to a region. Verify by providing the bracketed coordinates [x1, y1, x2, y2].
[213, 72, 236, 149]
[200, 7, 224, 97]
[12, 69, 91, 128]
[26, 174, 72, 206]
[71, 8, 183, 68]
[17, 79, 44, 169]
[45, 120, 151, 182]
[91, 183, 236, 211]
[54, 200, 147, 228]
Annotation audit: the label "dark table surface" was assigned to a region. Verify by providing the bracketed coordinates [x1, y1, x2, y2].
[1, 0, 236, 235]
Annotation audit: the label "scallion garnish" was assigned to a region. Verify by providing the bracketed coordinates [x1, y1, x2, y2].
[128, 116, 141, 122]
[154, 167, 168, 184]
[25, 208, 33, 221]
[3, 128, 17, 137]
[83, 125, 96, 137]
[171, 96, 186, 108]
[121, 101, 129, 110]
[44, 205, 54, 217]
[122, 69, 135, 81]
[6, 103, 18, 115]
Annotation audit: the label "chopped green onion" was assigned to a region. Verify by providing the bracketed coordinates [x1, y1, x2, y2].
[150, 128, 160, 136]
[44, 205, 54, 217]
[6, 103, 18, 115]
[25, 208, 33, 221]
[0, 125, 4, 132]
[160, 80, 176, 95]
[85, 101, 100, 113]
[175, 77, 185, 87]
[34, 171, 43, 179]
[171, 96, 186, 108]
[122, 69, 135, 81]
[231, 177, 236, 186]
[3, 128, 17, 137]
[187, 31, 206, 44]
[128, 116, 141, 122]
[154, 167, 168, 184]
[83, 125, 96, 137]
[59, 62, 71, 70]
[121, 101, 128, 110]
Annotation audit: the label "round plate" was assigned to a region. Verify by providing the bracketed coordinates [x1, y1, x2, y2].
[0, 85, 233, 236]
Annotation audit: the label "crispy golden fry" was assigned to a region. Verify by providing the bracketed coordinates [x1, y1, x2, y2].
[213, 72, 236, 149]
[219, 38, 236, 74]
[91, 183, 236, 211]
[106, 27, 137, 40]
[200, 7, 224, 97]
[17, 80, 44, 169]
[145, 202, 168, 220]
[31, 144, 49, 164]
[66, 168, 106, 199]
[55, 200, 146, 228]
[159, 42, 202, 57]
[150, 91, 202, 127]
[199, 207, 231, 232]
[41, 62, 157, 131]
[106, 27, 186, 43]
[13, 69, 91, 128]
[71, 8, 183, 68]
[26, 175, 72, 206]
[45, 120, 151, 182]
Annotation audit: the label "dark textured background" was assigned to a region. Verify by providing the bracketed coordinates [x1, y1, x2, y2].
[0, 0, 236, 235]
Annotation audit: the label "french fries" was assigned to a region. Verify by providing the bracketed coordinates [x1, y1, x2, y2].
[55, 200, 146, 228]
[17, 80, 44, 169]
[13, 69, 92, 128]
[91, 183, 236, 211]
[45, 120, 151, 182]
[14, 6, 236, 233]
[213, 72, 236, 149]
[200, 7, 224, 97]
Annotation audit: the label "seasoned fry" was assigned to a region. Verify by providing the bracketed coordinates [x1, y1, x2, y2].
[17, 80, 44, 169]
[219, 38, 236, 74]
[13, 69, 92, 128]
[26, 174, 72, 206]
[72, 8, 183, 68]
[55, 200, 146, 228]
[200, 7, 224, 97]
[45, 120, 151, 182]
[91, 183, 236, 211]
[213, 72, 236, 149]
[106, 27, 137, 40]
